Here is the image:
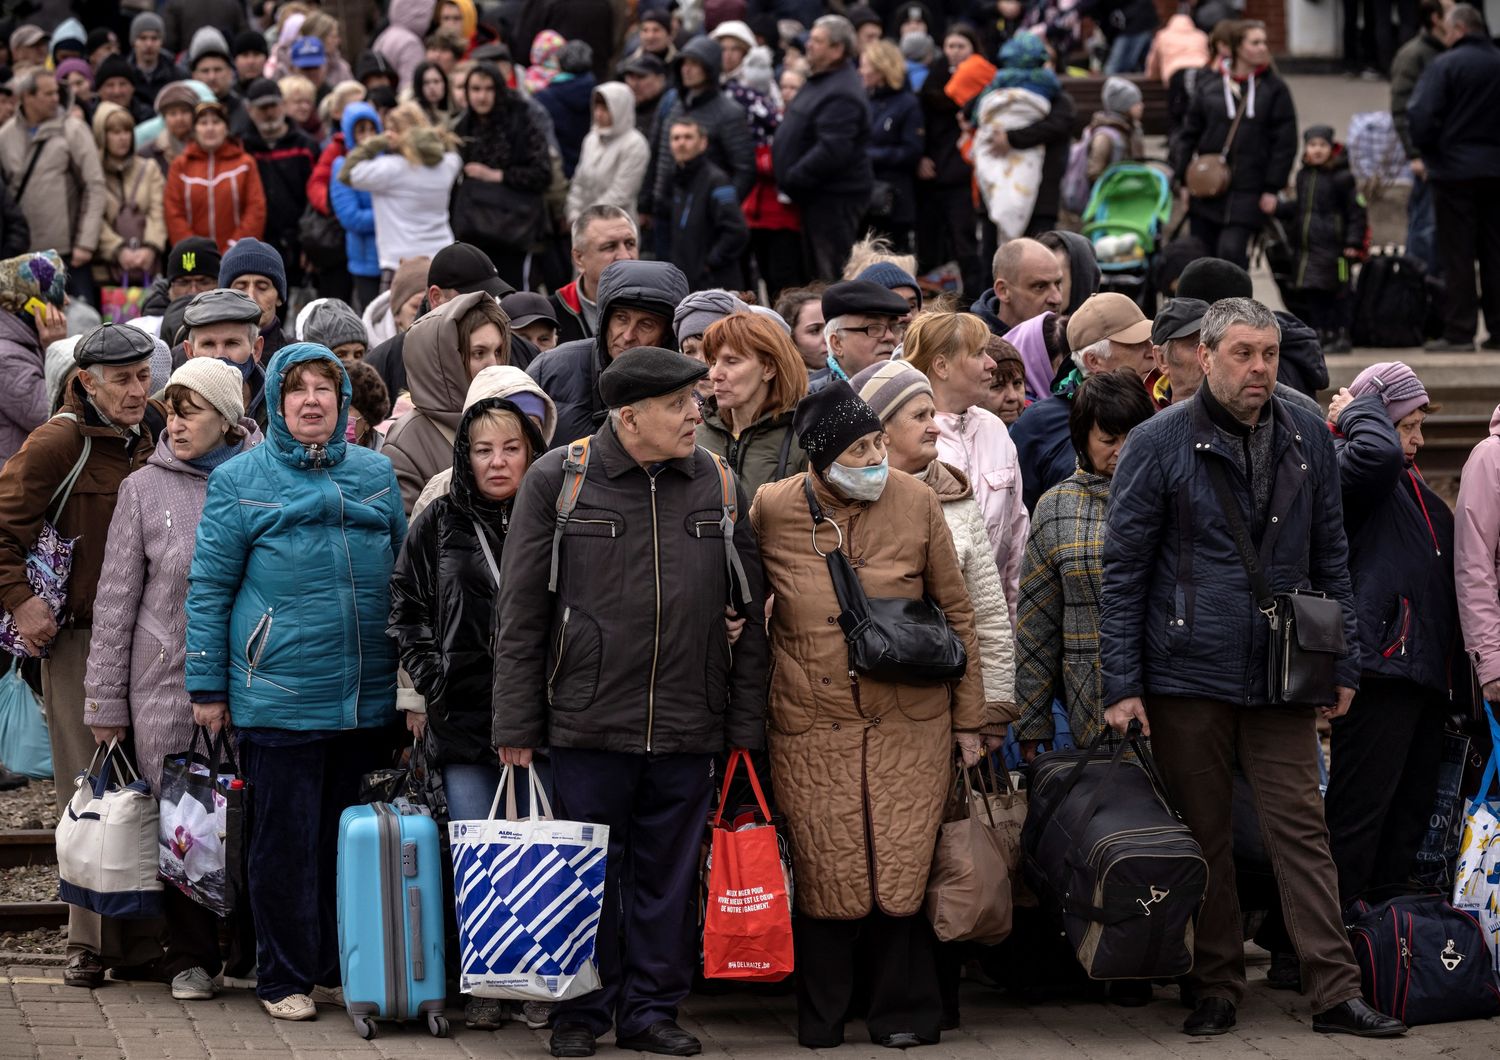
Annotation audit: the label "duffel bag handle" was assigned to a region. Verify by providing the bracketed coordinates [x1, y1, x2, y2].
[1032, 720, 1147, 839]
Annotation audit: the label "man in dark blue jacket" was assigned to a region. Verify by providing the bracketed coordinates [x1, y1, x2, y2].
[1407, 3, 1500, 351]
[772, 14, 874, 281]
[1099, 298, 1407, 1041]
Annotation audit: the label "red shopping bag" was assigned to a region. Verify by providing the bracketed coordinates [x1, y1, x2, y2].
[702, 749, 794, 982]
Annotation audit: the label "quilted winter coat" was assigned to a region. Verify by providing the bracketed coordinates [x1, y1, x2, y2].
[750, 467, 984, 920]
[83, 421, 263, 792]
[185, 344, 407, 730]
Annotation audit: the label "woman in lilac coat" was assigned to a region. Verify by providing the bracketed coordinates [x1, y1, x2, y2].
[82, 357, 262, 1004]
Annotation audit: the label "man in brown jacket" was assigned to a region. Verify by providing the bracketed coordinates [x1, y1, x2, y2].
[0, 322, 165, 988]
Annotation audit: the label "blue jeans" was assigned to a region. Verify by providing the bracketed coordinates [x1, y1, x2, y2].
[1105, 30, 1154, 74]
[443, 757, 553, 822]
[1406, 172, 1439, 278]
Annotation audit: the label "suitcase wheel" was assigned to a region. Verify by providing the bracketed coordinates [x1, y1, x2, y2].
[428, 1013, 450, 1038]
[351, 1015, 377, 1040]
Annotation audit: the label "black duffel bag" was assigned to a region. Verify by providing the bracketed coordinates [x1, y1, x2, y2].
[1347, 893, 1500, 1026]
[1021, 723, 1207, 980]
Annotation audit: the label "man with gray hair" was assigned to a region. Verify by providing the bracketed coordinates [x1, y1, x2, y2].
[1407, 2, 1500, 351]
[0, 322, 167, 987]
[1099, 297, 1406, 1041]
[554, 205, 642, 345]
[494, 345, 768, 1059]
[772, 14, 874, 281]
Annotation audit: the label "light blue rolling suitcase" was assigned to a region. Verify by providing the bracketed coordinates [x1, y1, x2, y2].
[336, 802, 449, 1039]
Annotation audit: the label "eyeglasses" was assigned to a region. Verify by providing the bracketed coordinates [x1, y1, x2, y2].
[837, 320, 907, 340]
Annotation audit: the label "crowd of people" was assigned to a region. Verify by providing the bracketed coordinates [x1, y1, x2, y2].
[0, 0, 1492, 1056]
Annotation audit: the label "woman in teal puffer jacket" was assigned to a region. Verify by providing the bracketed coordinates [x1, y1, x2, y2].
[185, 342, 406, 1023]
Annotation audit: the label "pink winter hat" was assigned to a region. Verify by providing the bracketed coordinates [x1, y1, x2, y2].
[1348, 360, 1428, 423]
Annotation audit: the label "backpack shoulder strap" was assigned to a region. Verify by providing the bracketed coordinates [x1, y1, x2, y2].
[704, 448, 752, 613]
[548, 437, 592, 593]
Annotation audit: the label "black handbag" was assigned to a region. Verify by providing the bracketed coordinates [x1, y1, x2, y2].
[803, 478, 966, 684]
[449, 175, 541, 252]
[1205, 459, 1346, 706]
[297, 204, 346, 272]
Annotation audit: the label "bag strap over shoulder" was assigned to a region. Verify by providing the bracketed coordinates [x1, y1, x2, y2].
[1221, 85, 1249, 158]
[1205, 457, 1276, 620]
[803, 475, 872, 629]
[704, 448, 753, 613]
[548, 437, 592, 592]
[12, 140, 45, 204]
[47, 413, 91, 526]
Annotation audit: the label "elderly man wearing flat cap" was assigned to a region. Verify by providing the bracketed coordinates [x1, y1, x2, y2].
[0, 321, 167, 987]
[809, 279, 910, 393]
[182, 288, 270, 428]
[493, 346, 769, 1060]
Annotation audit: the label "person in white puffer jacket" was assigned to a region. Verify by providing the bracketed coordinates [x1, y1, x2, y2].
[565, 81, 650, 225]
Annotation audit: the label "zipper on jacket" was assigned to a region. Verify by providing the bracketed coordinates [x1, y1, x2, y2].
[547, 606, 572, 703]
[1296, 170, 1317, 288]
[165, 509, 172, 530]
[646, 472, 662, 751]
[330, 473, 363, 729]
[245, 608, 273, 687]
[1381, 596, 1412, 659]
[569, 517, 616, 536]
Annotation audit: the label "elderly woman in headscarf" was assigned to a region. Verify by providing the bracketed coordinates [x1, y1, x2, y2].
[1004, 309, 1067, 405]
[523, 30, 566, 95]
[0, 251, 69, 465]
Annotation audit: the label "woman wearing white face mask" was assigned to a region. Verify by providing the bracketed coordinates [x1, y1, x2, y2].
[749, 380, 985, 1051]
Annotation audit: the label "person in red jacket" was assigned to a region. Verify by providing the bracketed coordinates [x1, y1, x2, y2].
[164, 101, 267, 252]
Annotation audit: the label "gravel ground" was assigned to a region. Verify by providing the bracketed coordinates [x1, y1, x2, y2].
[0, 777, 55, 830]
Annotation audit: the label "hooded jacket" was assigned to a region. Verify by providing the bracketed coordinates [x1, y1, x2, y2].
[1334, 394, 1458, 696]
[936, 405, 1029, 628]
[84, 420, 263, 793]
[0, 310, 47, 466]
[0, 373, 166, 628]
[1279, 145, 1367, 294]
[389, 397, 547, 766]
[773, 58, 873, 201]
[185, 344, 406, 730]
[341, 125, 461, 271]
[0, 104, 106, 258]
[91, 102, 167, 275]
[646, 36, 756, 217]
[1171, 65, 1297, 228]
[1275, 310, 1329, 398]
[565, 82, 651, 224]
[329, 103, 381, 279]
[372, 0, 437, 92]
[164, 135, 268, 252]
[1047, 230, 1102, 314]
[1455, 405, 1500, 687]
[383, 290, 495, 512]
[412, 365, 558, 518]
[526, 260, 690, 445]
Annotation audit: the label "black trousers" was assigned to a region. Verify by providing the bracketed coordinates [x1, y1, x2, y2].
[916, 182, 984, 302]
[799, 193, 866, 284]
[749, 228, 806, 303]
[794, 910, 942, 1048]
[1325, 675, 1447, 903]
[549, 748, 714, 1040]
[1431, 177, 1500, 344]
[1190, 214, 1255, 271]
[1342, 0, 1417, 74]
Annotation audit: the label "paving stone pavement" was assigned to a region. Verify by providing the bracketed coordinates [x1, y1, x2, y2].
[0, 959, 1495, 1060]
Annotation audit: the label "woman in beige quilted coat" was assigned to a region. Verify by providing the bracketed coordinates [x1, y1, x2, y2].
[749, 380, 984, 1051]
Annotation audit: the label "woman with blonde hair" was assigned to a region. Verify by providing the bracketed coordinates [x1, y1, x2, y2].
[904, 310, 1029, 625]
[301, 11, 355, 87]
[860, 39, 923, 252]
[340, 102, 462, 284]
[697, 312, 810, 500]
[277, 75, 321, 139]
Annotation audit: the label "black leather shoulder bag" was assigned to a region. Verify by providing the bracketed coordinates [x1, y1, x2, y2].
[803, 477, 967, 685]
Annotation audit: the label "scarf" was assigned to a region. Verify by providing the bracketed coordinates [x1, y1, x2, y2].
[1003, 311, 1057, 404]
[187, 439, 243, 473]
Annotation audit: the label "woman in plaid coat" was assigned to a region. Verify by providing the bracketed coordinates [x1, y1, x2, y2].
[1014, 370, 1154, 752]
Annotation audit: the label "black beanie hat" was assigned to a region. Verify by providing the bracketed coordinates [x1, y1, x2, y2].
[1175, 257, 1254, 305]
[794, 380, 884, 474]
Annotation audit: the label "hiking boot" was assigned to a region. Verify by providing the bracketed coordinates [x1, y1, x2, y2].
[171, 967, 215, 1001]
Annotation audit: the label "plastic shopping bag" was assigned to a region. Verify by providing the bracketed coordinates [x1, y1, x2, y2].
[56, 740, 162, 918]
[449, 766, 607, 1000]
[1453, 700, 1500, 971]
[158, 726, 246, 916]
[702, 749, 794, 982]
[0, 665, 50, 778]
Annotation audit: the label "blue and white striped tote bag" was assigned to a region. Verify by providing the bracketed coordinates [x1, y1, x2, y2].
[449, 766, 609, 1000]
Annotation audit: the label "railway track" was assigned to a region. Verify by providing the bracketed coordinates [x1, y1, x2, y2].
[0, 830, 65, 934]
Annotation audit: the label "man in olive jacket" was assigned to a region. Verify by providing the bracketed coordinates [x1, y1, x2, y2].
[493, 346, 768, 1060]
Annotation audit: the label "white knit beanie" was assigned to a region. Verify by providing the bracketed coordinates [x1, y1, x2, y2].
[168, 358, 246, 426]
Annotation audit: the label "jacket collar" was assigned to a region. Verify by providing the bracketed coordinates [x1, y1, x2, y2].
[593, 417, 699, 480]
[1196, 379, 1274, 438]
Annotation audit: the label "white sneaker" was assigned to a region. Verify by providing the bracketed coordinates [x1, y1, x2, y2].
[309, 984, 345, 1007]
[171, 967, 216, 1001]
[262, 993, 317, 1021]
